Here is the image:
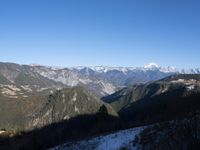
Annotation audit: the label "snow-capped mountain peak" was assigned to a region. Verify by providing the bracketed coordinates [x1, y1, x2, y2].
[160, 66, 177, 73]
[144, 62, 159, 69]
[76, 66, 135, 73]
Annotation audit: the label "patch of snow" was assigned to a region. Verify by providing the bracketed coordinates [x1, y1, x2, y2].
[50, 90, 54, 94]
[62, 93, 65, 103]
[86, 66, 136, 73]
[29, 63, 42, 67]
[52, 126, 144, 150]
[32, 118, 40, 127]
[50, 66, 65, 70]
[100, 91, 105, 96]
[177, 79, 185, 82]
[160, 66, 177, 73]
[33, 85, 40, 88]
[180, 69, 200, 74]
[171, 79, 185, 83]
[187, 85, 195, 91]
[189, 79, 197, 82]
[0, 130, 5, 134]
[161, 87, 168, 93]
[64, 115, 70, 120]
[79, 78, 92, 84]
[75, 106, 80, 113]
[21, 85, 32, 92]
[72, 92, 77, 102]
[90, 66, 109, 73]
[171, 79, 197, 87]
[37, 87, 49, 92]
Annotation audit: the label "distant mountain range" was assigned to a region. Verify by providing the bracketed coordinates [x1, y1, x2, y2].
[30, 62, 199, 96]
[1, 62, 199, 97]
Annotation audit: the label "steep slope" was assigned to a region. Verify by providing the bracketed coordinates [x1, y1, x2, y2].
[26, 87, 118, 129]
[103, 74, 200, 125]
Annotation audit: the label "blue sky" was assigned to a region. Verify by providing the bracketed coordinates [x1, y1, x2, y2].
[0, 0, 199, 68]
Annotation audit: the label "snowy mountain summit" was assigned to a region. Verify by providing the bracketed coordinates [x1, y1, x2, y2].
[73, 63, 178, 74]
[144, 62, 159, 69]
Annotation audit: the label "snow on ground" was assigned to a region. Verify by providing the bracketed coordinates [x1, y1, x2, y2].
[187, 85, 195, 91]
[75, 106, 80, 113]
[0, 130, 5, 134]
[52, 126, 144, 150]
[72, 92, 77, 102]
[161, 86, 169, 93]
[21, 85, 33, 92]
[171, 79, 185, 83]
[171, 79, 198, 88]
[64, 115, 70, 120]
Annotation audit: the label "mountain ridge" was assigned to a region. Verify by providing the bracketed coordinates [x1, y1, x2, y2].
[102, 74, 200, 127]
[29, 63, 199, 74]
[1, 62, 199, 97]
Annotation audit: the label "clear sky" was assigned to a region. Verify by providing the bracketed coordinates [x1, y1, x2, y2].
[0, 0, 199, 68]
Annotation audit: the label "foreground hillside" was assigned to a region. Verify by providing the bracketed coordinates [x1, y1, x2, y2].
[0, 87, 120, 150]
[53, 112, 200, 150]
[52, 126, 145, 150]
[0, 105, 120, 150]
